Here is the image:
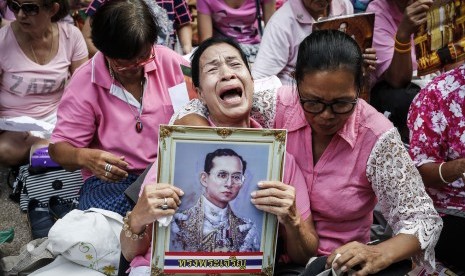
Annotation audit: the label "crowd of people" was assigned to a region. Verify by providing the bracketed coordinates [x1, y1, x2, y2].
[1, 0, 464, 275]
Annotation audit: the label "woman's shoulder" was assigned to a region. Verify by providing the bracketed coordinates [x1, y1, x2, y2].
[0, 23, 13, 43]
[357, 100, 394, 137]
[57, 21, 83, 39]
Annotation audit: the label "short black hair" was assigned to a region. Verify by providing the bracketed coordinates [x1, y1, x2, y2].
[91, 0, 159, 59]
[204, 148, 247, 174]
[295, 30, 363, 92]
[191, 36, 250, 88]
[42, 0, 69, 22]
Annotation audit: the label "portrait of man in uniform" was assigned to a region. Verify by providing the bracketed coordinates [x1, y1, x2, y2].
[170, 148, 260, 252]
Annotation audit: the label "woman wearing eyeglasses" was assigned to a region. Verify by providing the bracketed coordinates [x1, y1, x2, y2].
[0, 0, 87, 167]
[48, 0, 190, 216]
[174, 30, 442, 275]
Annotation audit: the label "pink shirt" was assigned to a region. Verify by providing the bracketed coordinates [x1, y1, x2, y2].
[408, 64, 465, 214]
[366, 0, 417, 83]
[197, 0, 271, 44]
[274, 86, 393, 256]
[131, 117, 311, 269]
[252, 0, 353, 85]
[0, 22, 88, 119]
[51, 46, 189, 181]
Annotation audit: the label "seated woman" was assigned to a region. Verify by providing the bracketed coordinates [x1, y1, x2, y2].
[120, 37, 318, 276]
[174, 30, 443, 274]
[407, 64, 465, 271]
[197, 0, 276, 63]
[48, 0, 190, 216]
[0, 0, 88, 167]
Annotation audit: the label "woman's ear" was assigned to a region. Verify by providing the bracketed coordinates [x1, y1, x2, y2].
[50, 2, 60, 17]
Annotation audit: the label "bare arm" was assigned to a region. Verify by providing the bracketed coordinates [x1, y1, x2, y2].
[70, 57, 88, 75]
[121, 183, 184, 261]
[328, 234, 420, 275]
[251, 181, 318, 264]
[418, 159, 465, 188]
[197, 12, 213, 43]
[262, 0, 276, 25]
[383, 0, 433, 87]
[49, 142, 129, 181]
[177, 23, 193, 55]
[81, 17, 98, 57]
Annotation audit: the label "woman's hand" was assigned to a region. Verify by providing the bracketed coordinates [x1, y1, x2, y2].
[363, 47, 377, 72]
[77, 148, 129, 182]
[397, 0, 433, 40]
[130, 183, 184, 233]
[250, 181, 299, 226]
[327, 242, 391, 276]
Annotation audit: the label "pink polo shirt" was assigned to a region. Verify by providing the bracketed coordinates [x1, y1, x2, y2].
[274, 86, 393, 256]
[366, 0, 417, 83]
[51, 46, 189, 181]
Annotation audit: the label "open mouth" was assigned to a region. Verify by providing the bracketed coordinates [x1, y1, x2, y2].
[219, 87, 243, 104]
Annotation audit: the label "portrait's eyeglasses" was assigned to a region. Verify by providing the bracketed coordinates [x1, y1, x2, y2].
[111, 50, 155, 72]
[209, 170, 245, 186]
[299, 97, 358, 114]
[7, 0, 41, 16]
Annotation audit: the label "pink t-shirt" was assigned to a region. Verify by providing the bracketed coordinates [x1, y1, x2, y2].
[0, 22, 88, 119]
[131, 117, 311, 269]
[197, 0, 271, 44]
[274, 86, 393, 256]
[366, 0, 417, 83]
[51, 46, 189, 181]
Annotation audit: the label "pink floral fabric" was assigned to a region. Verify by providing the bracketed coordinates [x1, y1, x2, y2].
[407, 64, 465, 213]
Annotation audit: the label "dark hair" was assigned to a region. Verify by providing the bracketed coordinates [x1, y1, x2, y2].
[32, 0, 69, 22]
[204, 148, 247, 174]
[91, 0, 159, 59]
[191, 37, 250, 88]
[295, 30, 363, 92]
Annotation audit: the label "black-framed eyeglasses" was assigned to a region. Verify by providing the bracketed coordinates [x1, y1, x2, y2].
[7, 0, 42, 16]
[299, 97, 358, 114]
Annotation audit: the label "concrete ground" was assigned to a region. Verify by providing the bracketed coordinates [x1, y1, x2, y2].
[0, 168, 31, 258]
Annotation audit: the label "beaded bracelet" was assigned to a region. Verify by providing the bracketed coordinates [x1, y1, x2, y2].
[123, 211, 147, 240]
[438, 162, 450, 184]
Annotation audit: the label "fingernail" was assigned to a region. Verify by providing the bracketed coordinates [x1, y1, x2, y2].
[341, 266, 347, 272]
[257, 181, 264, 187]
[332, 264, 339, 270]
[250, 191, 256, 197]
[179, 190, 185, 196]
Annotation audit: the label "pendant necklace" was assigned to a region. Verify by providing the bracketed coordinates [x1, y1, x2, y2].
[109, 66, 145, 133]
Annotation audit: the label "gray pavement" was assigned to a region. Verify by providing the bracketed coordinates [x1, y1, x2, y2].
[0, 168, 31, 258]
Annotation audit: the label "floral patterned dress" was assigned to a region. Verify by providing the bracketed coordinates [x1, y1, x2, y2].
[408, 64, 465, 215]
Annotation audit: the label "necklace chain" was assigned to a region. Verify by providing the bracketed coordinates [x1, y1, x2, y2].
[30, 24, 54, 65]
[109, 65, 145, 132]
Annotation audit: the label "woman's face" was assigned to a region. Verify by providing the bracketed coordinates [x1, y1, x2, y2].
[302, 0, 331, 18]
[298, 68, 358, 137]
[11, 0, 56, 30]
[197, 43, 253, 127]
[107, 45, 153, 79]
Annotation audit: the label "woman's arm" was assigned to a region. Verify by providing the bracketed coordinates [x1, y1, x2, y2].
[382, 0, 433, 87]
[177, 23, 193, 55]
[49, 142, 129, 181]
[121, 183, 184, 261]
[197, 12, 213, 43]
[262, 0, 276, 25]
[251, 181, 318, 264]
[70, 58, 88, 75]
[418, 159, 465, 188]
[81, 17, 98, 57]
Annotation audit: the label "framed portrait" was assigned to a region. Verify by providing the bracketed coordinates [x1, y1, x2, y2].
[151, 125, 287, 276]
